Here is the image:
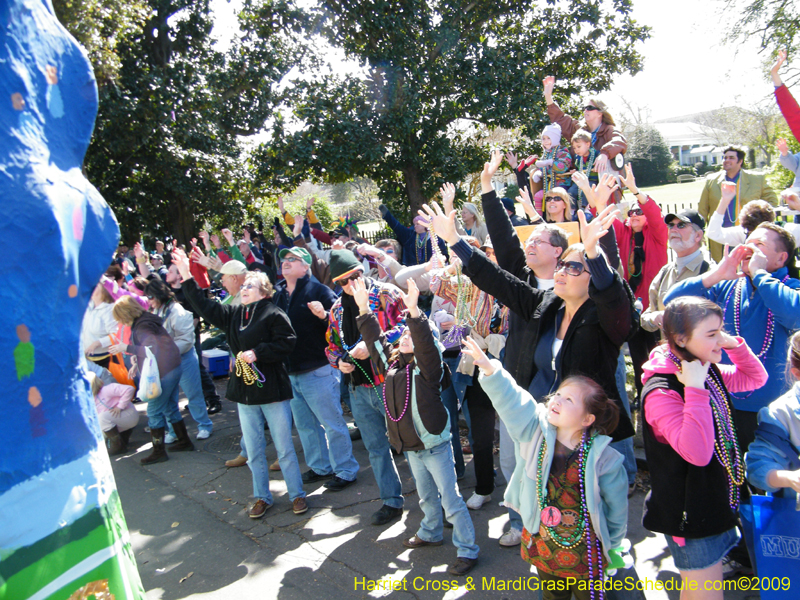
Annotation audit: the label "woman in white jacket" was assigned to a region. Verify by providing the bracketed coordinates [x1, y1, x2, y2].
[82, 283, 119, 385]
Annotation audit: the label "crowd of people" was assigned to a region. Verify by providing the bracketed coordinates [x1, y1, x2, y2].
[82, 57, 800, 598]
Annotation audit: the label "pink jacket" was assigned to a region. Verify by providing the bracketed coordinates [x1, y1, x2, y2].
[641, 339, 768, 466]
[94, 383, 136, 414]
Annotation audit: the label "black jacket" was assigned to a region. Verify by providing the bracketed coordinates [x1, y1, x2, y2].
[273, 273, 338, 373]
[182, 279, 296, 405]
[129, 312, 181, 377]
[480, 189, 623, 391]
[463, 246, 637, 441]
[641, 371, 740, 538]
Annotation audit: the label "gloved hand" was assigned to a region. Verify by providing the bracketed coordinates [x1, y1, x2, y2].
[535, 159, 554, 168]
[532, 171, 543, 183]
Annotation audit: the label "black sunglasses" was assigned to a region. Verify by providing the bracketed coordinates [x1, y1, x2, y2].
[667, 221, 690, 229]
[583, 105, 601, 112]
[628, 208, 644, 217]
[545, 196, 564, 203]
[555, 260, 586, 277]
[341, 272, 362, 283]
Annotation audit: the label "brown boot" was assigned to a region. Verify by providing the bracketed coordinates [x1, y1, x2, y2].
[170, 420, 195, 452]
[120, 428, 133, 445]
[141, 427, 169, 464]
[103, 426, 126, 456]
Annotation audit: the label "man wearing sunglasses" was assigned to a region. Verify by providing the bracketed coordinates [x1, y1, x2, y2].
[640, 210, 711, 335]
[325, 250, 407, 526]
[273, 247, 360, 492]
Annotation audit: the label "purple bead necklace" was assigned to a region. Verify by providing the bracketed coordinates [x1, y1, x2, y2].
[382, 361, 412, 422]
[724, 275, 789, 359]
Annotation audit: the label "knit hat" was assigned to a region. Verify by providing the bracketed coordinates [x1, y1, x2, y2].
[279, 247, 312, 265]
[500, 197, 515, 214]
[219, 260, 247, 275]
[330, 250, 364, 282]
[542, 123, 562, 147]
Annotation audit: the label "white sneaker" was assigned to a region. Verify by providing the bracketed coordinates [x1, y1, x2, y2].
[196, 430, 211, 440]
[164, 432, 178, 444]
[466, 492, 491, 510]
[499, 529, 522, 547]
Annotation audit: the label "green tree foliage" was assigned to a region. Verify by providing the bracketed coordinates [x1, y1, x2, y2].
[254, 0, 650, 222]
[625, 125, 675, 186]
[768, 133, 800, 190]
[723, 0, 800, 85]
[73, 0, 307, 244]
[52, 0, 150, 84]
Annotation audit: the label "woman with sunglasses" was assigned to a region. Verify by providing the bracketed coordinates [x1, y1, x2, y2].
[172, 248, 308, 519]
[543, 75, 627, 186]
[542, 188, 578, 224]
[419, 199, 637, 444]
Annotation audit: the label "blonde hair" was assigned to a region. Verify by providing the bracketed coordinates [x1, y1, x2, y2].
[544, 188, 573, 223]
[244, 272, 273, 298]
[112, 295, 145, 325]
[87, 372, 104, 397]
[572, 129, 592, 144]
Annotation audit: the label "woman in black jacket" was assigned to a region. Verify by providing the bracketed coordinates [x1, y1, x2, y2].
[172, 248, 307, 519]
[420, 202, 637, 442]
[111, 296, 187, 463]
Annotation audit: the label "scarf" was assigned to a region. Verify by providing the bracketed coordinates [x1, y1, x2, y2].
[340, 291, 375, 386]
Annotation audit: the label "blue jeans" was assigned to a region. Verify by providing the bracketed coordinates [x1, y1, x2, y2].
[440, 355, 466, 478]
[146, 366, 183, 429]
[167, 348, 213, 437]
[613, 351, 638, 485]
[290, 365, 359, 481]
[237, 401, 305, 504]
[405, 442, 479, 559]
[498, 419, 523, 532]
[349, 383, 403, 508]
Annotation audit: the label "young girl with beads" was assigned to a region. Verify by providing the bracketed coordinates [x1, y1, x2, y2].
[461, 337, 629, 600]
[640, 296, 768, 599]
[351, 276, 480, 577]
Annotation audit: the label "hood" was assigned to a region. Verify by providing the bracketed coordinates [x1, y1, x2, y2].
[641, 343, 680, 385]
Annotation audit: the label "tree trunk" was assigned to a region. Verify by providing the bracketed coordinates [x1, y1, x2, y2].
[171, 196, 195, 248]
[403, 165, 426, 218]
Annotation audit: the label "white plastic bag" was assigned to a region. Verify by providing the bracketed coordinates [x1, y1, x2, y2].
[136, 346, 162, 401]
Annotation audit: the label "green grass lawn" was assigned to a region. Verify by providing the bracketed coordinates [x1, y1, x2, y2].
[639, 179, 705, 214]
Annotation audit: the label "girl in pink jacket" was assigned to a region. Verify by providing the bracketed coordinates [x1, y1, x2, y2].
[89, 373, 139, 455]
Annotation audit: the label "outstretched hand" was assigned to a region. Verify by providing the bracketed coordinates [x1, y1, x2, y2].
[480, 150, 504, 191]
[462, 337, 495, 376]
[171, 247, 192, 281]
[505, 151, 519, 170]
[776, 138, 790, 156]
[401, 278, 421, 317]
[419, 202, 460, 245]
[440, 182, 456, 213]
[771, 48, 787, 78]
[579, 203, 618, 258]
[350, 277, 370, 313]
[592, 172, 619, 212]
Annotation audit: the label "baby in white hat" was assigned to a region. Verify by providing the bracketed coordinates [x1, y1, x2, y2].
[531, 123, 572, 213]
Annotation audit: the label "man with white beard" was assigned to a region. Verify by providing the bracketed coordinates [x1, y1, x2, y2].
[639, 210, 712, 334]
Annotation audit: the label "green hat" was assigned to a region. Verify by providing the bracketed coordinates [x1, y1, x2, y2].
[279, 247, 312, 265]
[330, 250, 363, 282]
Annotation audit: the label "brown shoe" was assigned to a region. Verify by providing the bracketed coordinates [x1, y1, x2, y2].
[403, 535, 443, 549]
[269, 459, 281, 471]
[292, 497, 308, 515]
[225, 455, 248, 468]
[248, 499, 271, 519]
[447, 557, 477, 576]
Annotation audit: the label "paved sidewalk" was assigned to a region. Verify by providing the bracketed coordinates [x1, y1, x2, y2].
[112, 386, 759, 600]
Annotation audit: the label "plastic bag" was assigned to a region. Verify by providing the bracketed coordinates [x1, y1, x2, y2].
[740, 493, 800, 599]
[136, 346, 162, 401]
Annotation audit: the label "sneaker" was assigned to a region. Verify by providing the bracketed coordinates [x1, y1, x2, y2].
[302, 469, 333, 483]
[447, 557, 477, 576]
[499, 529, 522, 547]
[466, 492, 491, 510]
[324, 476, 356, 491]
[225, 455, 248, 468]
[248, 499, 271, 519]
[206, 398, 223, 415]
[164, 432, 178, 444]
[292, 497, 309, 515]
[371, 504, 403, 526]
[196, 430, 211, 440]
[402, 535, 443, 548]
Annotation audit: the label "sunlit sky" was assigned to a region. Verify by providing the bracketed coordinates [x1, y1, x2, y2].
[210, 0, 795, 124]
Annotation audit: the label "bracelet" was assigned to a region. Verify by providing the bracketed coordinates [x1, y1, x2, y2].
[136, 257, 146, 264]
[629, 189, 641, 196]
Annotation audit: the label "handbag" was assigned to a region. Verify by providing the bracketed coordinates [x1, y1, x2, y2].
[740, 493, 800, 599]
[107, 333, 136, 388]
[136, 346, 162, 401]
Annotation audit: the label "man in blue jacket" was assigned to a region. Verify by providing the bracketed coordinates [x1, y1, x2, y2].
[273, 247, 359, 491]
[379, 204, 448, 266]
[664, 222, 800, 451]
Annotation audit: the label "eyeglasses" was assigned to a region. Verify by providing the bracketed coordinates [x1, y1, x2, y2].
[526, 238, 553, 248]
[555, 260, 587, 276]
[583, 105, 601, 112]
[282, 256, 301, 264]
[340, 273, 362, 284]
[667, 221, 690, 230]
[628, 208, 644, 217]
[383, 248, 395, 254]
[242, 283, 258, 290]
[545, 196, 564, 203]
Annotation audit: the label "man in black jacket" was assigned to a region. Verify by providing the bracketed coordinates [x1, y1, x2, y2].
[273, 248, 360, 491]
